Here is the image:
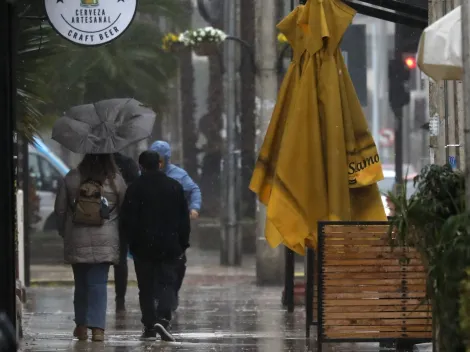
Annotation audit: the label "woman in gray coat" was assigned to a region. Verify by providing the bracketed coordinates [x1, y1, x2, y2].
[54, 154, 126, 342]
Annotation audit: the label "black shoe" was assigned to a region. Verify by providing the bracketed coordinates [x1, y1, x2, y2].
[116, 299, 126, 313]
[154, 319, 175, 342]
[140, 327, 157, 341]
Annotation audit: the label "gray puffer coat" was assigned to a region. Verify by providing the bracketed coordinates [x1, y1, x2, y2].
[54, 169, 127, 265]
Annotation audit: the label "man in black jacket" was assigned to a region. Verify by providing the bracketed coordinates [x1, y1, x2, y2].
[113, 152, 140, 313]
[120, 151, 190, 342]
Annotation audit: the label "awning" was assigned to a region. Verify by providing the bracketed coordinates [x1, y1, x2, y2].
[417, 5, 462, 81]
[342, 0, 427, 29]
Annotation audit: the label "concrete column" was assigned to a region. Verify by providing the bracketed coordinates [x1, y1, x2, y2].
[254, 0, 285, 285]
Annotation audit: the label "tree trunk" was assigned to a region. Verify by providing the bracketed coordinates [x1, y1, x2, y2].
[198, 8, 224, 217]
[199, 52, 224, 216]
[180, 47, 198, 177]
[179, 1, 198, 178]
[240, 0, 256, 219]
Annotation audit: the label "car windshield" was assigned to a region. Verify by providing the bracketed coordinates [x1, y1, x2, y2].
[378, 177, 417, 199]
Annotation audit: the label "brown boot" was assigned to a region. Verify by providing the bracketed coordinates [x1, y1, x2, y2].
[73, 325, 88, 341]
[91, 328, 105, 342]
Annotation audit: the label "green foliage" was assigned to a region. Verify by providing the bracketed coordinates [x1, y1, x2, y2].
[460, 269, 470, 351]
[17, 0, 185, 136]
[16, 17, 62, 140]
[387, 164, 470, 351]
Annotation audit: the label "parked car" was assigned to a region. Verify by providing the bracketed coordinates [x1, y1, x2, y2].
[378, 164, 418, 217]
[29, 137, 70, 232]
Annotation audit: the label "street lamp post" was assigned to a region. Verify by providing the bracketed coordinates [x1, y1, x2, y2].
[221, 0, 242, 266]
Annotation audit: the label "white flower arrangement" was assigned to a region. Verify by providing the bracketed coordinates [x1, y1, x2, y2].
[179, 26, 227, 46]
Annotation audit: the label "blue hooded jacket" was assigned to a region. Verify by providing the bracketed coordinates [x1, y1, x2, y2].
[150, 141, 202, 211]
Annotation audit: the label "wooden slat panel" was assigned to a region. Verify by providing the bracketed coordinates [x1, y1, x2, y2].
[323, 311, 431, 319]
[324, 285, 427, 294]
[324, 278, 426, 286]
[324, 305, 430, 313]
[324, 253, 421, 260]
[324, 325, 432, 332]
[323, 331, 433, 339]
[324, 272, 426, 280]
[324, 246, 418, 254]
[323, 265, 425, 273]
[324, 234, 389, 240]
[324, 292, 426, 299]
[318, 223, 431, 343]
[323, 299, 426, 307]
[322, 239, 391, 245]
[324, 318, 431, 326]
[324, 259, 423, 266]
[323, 225, 390, 233]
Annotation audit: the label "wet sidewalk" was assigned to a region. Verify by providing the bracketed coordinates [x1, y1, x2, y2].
[22, 280, 311, 351]
[21, 273, 405, 352]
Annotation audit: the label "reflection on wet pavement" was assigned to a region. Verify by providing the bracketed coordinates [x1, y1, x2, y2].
[22, 278, 387, 351]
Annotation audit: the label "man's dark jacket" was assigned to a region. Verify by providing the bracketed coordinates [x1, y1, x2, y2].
[113, 152, 140, 185]
[120, 170, 190, 261]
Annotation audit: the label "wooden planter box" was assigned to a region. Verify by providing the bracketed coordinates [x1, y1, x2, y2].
[305, 221, 432, 351]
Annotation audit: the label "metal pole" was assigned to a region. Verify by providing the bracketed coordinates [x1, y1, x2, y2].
[395, 108, 404, 188]
[462, 0, 470, 206]
[0, 0, 18, 327]
[284, 247, 295, 312]
[371, 22, 380, 151]
[221, 0, 241, 266]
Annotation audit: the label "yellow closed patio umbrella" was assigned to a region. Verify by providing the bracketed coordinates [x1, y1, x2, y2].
[249, 5, 307, 251]
[252, 0, 386, 255]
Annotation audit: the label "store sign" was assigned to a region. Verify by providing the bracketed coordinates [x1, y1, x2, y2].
[44, 0, 137, 46]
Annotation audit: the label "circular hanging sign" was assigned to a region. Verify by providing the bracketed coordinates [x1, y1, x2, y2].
[44, 0, 138, 46]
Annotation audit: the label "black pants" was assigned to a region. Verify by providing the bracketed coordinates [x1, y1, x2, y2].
[175, 254, 187, 294]
[134, 258, 177, 327]
[114, 243, 128, 301]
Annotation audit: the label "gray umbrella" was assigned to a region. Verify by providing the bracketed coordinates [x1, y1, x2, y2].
[52, 98, 156, 154]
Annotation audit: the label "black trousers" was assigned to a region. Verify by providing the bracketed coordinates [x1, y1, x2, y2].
[134, 257, 177, 327]
[114, 243, 128, 301]
[175, 254, 187, 294]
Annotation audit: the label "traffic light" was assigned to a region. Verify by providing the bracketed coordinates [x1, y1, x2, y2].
[388, 57, 411, 117]
[404, 55, 417, 70]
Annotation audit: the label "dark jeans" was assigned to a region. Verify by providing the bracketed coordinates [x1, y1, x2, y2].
[72, 263, 110, 330]
[134, 257, 177, 327]
[175, 254, 187, 294]
[114, 243, 128, 301]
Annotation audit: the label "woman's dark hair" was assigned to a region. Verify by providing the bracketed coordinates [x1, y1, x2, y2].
[78, 154, 119, 183]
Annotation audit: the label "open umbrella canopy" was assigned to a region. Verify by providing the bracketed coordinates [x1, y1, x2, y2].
[52, 98, 156, 154]
[250, 0, 386, 255]
[418, 5, 462, 81]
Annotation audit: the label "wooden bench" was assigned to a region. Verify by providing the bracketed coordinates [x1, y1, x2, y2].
[306, 221, 432, 351]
